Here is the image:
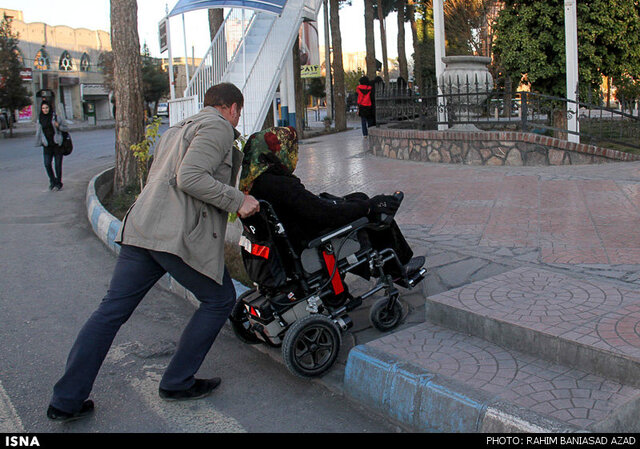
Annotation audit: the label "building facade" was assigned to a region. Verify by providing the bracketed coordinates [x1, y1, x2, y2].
[2, 8, 112, 123]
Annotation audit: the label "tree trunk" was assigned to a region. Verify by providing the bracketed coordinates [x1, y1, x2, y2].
[396, 0, 408, 81]
[364, 0, 377, 78]
[377, 0, 389, 83]
[407, 0, 422, 92]
[329, 0, 346, 130]
[208, 9, 224, 40]
[110, 0, 145, 194]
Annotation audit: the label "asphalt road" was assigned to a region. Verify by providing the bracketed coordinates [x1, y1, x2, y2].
[0, 127, 398, 434]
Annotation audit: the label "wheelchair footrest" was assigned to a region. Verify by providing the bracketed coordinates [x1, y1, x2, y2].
[395, 267, 428, 289]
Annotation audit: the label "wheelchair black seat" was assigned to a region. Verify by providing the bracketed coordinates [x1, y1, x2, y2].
[231, 196, 427, 378]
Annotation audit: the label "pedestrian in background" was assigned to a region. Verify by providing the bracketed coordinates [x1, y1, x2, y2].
[35, 101, 68, 191]
[356, 76, 374, 137]
[46, 83, 260, 423]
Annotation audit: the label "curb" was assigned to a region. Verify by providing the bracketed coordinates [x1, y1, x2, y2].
[86, 167, 248, 304]
[344, 345, 577, 433]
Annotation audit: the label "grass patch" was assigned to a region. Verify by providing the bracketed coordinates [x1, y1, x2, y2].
[101, 184, 140, 221]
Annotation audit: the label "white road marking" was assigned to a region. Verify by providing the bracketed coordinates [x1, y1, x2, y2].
[0, 380, 24, 433]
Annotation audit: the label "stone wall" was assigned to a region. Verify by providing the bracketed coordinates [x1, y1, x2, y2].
[369, 127, 640, 165]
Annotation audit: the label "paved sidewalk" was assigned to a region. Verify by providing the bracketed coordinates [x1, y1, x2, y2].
[86, 120, 640, 432]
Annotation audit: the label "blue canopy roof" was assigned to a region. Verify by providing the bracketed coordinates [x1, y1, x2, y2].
[169, 0, 286, 16]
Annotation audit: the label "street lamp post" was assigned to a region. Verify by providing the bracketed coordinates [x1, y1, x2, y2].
[433, 0, 447, 130]
[564, 0, 580, 143]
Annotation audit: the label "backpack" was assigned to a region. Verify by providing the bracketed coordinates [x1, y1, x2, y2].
[357, 85, 372, 107]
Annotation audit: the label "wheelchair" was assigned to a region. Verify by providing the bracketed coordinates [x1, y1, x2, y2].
[228, 192, 427, 378]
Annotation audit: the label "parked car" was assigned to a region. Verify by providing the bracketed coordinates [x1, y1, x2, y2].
[157, 102, 169, 117]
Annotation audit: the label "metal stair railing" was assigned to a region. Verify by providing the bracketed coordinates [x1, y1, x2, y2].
[237, 0, 323, 136]
[171, 0, 324, 135]
[183, 8, 257, 109]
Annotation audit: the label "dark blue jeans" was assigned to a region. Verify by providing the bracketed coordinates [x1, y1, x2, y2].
[50, 244, 236, 413]
[43, 148, 62, 187]
[361, 116, 369, 136]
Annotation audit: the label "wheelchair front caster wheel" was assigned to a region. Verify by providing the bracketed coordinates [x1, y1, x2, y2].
[370, 297, 403, 332]
[282, 314, 342, 378]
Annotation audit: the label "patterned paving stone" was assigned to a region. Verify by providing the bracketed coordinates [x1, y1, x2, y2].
[427, 267, 640, 384]
[366, 320, 640, 430]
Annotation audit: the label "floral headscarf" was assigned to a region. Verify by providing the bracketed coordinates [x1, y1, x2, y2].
[239, 126, 298, 193]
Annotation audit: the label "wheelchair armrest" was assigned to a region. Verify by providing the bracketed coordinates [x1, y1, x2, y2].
[307, 217, 369, 249]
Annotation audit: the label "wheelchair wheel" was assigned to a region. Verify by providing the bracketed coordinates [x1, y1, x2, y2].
[370, 296, 403, 332]
[229, 289, 261, 345]
[282, 314, 341, 378]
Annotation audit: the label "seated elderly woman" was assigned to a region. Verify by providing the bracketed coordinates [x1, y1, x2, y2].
[238, 126, 424, 282]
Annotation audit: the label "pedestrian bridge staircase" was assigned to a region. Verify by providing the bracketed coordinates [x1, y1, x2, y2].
[169, 0, 322, 137]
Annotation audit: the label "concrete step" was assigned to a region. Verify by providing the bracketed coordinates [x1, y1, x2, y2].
[425, 267, 640, 388]
[345, 321, 640, 432]
[344, 267, 640, 432]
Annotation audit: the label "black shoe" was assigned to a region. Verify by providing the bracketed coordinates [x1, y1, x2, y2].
[404, 256, 425, 277]
[47, 400, 94, 423]
[159, 377, 221, 401]
[49, 183, 55, 191]
[55, 182, 63, 191]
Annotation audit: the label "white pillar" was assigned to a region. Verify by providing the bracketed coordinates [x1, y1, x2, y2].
[433, 0, 447, 130]
[280, 58, 289, 125]
[165, 11, 175, 100]
[564, 0, 579, 142]
[286, 52, 296, 126]
[182, 14, 190, 86]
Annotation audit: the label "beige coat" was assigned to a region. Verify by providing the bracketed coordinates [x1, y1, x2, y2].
[116, 106, 245, 284]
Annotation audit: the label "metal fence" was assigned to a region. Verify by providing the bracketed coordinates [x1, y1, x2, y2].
[375, 79, 640, 153]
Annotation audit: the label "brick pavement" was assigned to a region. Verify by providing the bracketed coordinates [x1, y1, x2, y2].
[295, 128, 640, 431]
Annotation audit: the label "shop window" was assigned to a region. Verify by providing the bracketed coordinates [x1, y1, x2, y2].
[59, 51, 74, 71]
[80, 53, 91, 72]
[34, 48, 50, 70]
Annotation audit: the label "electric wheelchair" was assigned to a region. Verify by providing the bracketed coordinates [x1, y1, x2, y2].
[228, 192, 427, 378]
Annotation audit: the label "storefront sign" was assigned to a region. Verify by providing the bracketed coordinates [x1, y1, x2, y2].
[20, 68, 32, 81]
[81, 83, 109, 98]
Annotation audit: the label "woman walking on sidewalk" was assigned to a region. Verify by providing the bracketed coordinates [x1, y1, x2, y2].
[35, 101, 68, 191]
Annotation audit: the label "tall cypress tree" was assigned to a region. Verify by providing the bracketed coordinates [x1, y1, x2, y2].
[0, 14, 32, 137]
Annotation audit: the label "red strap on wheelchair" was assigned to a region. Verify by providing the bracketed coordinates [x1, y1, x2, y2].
[250, 243, 270, 259]
[322, 251, 344, 295]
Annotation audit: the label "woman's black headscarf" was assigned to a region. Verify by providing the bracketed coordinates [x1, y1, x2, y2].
[39, 102, 55, 146]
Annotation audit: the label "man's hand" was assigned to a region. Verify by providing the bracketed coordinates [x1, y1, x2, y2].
[237, 194, 260, 218]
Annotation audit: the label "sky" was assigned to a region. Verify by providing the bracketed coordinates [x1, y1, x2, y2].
[1, 0, 411, 61]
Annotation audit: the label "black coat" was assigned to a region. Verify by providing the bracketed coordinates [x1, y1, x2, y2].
[249, 171, 369, 253]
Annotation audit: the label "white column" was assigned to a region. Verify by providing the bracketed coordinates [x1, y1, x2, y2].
[166, 13, 175, 100]
[564, 0, 579, 142]
[182, 14, 190, 87]
[433, 0, 447, 130]
[280, 58, 289, 125]
[286, 52, 296, 125]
